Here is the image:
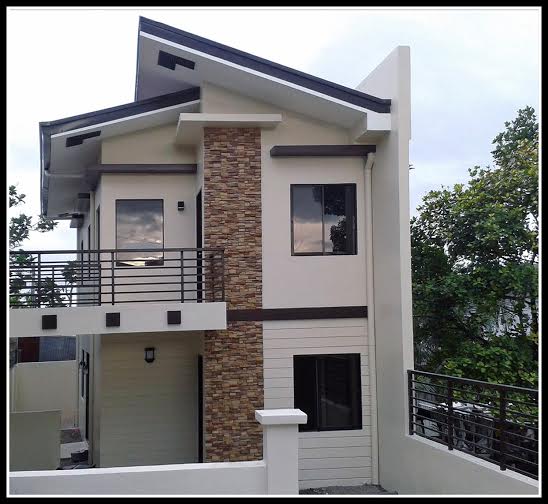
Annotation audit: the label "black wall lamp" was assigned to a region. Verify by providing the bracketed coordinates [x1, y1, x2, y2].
[144, 347, 156, 364]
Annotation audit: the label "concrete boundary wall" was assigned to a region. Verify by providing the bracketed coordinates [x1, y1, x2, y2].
[12, 361, 77, 429]
[9, 409, 307, 496]
[390, 435, 538, 495]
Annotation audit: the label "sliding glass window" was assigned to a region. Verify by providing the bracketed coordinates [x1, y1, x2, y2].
[116, 199, 164, 266]
[291, 184, 357, 255]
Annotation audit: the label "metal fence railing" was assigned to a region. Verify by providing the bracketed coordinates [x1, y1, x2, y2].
[9, 248, 225, 308]
[408, 370, 538, 479]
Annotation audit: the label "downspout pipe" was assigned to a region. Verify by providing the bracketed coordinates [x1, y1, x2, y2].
[363, 152, 379, 485]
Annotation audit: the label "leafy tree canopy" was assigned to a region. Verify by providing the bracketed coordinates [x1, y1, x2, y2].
[411, 107, 538, 388]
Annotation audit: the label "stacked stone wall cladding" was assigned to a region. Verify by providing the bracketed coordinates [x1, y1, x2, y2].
[203, 127, 264, 462]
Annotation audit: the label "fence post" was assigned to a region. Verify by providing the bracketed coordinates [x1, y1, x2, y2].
[408, 370, 414, 435]
[499, 388, 507, 471]
[36, 254, 41, 308]
[180, 250, 184, 303]
[447, 379, 454, 451]
[111, 252, 115, 306]
[255, 409, 307, 495]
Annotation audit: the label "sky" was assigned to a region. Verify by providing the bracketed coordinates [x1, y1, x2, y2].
[6, 7, 540, 251]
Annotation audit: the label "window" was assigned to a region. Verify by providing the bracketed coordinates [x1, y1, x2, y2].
[294, 354, 362, 432]
[116, 199, 164, 266]
[291, 184, 357, 255]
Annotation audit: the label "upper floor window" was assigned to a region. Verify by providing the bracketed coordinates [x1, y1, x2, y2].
[116, 199, 164, 266]
[291, 184, 357, 255]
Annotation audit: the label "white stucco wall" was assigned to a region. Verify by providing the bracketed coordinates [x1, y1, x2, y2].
[101, 123, 196, 165]
[201, 83, 368, 309]
[99, 332, 203, 467]
[12, 361, 77, 429]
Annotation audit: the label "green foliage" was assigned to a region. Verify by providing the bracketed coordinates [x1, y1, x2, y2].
[412, 107, 538, 388]
[9, 185, 63, 307]
[9, 185, 58, 250]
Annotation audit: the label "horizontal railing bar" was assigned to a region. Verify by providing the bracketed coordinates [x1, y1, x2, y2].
[10, 248, 224, 255]
[409, 370, 538, 394]
[411, 380, 537, 406]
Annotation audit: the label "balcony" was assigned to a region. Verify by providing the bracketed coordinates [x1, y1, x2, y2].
[10, 248, 224, 307]
[9, 248, 226, 337]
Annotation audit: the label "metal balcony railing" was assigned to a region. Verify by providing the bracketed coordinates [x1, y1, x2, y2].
[9, 248, 225, 308]
[408, 370, 538, 479]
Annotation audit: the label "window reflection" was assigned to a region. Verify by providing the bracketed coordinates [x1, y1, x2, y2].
[116, 200, 164, 266]
[291, 184, 357, 255]
[291, 186, 323, 254]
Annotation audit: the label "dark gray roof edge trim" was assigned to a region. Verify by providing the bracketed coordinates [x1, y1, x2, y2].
[137, 16, 391, 114]
[40, 87, 200, 216]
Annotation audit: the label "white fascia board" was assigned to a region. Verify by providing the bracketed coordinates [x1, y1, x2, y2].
[50, 100, 200, 140]
[351, 111, 392, 142]
[176, 113, 282, 144]
[140, 31, 373, 116]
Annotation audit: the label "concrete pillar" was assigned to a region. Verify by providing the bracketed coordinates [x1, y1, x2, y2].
[255, 409, 307, 495]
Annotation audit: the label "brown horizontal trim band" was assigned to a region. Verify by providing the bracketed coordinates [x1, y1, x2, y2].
[87, 164, 198, 174]
[227, 306, 368, 322]
[270, 145, 376, 158]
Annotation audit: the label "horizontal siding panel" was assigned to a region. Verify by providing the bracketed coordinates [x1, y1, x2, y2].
[299, 434, 371, 449]
[299, 477, 371, 489]
[264, 398, 293, 409]
[299, 467, 371, 481]
[299, 446, 371, 458]
[264, 337, 366, 350]
[265, 377, 293, 388]
[299, 456, 372, 470]
[264, 388, 293, 399]
[264, 326, 366, 339]
[300, 429, 368, 439]
[263, 319, 367, 330]
[265, 347, 367, 359]
[264, 368, 293, 379]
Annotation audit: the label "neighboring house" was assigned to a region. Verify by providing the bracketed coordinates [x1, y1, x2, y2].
[9, 17, 413, 490]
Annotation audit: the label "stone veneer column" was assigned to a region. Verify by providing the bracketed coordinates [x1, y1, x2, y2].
[203, 127, 263, 462]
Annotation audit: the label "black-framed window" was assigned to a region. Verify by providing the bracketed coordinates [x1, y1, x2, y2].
[294, 354, 362, 432]
[115, 199, 164, 266]
[291, 184, 357, 255]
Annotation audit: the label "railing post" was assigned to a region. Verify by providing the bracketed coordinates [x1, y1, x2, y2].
[36, 253, 41, 308]
[499, 388, 507, 471]
[111, 252, 115, 306]
[50, 265, 55, 307]
[408, 370, 414, 435]
[447, 379, 454, 451]
[98, 251, 102, 306]
[180, 250, 184, 303]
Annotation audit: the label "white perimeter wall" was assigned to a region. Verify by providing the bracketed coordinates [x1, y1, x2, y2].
[12, 361, 77, 429]
[10, 411, 61, 471]
[263, 319, 372, 489]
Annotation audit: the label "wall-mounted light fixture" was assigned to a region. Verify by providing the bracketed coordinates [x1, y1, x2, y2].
[177, 201, 185, 211]
[144, 347, 155, 364]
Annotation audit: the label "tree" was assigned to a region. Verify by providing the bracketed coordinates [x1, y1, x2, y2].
[9, 185, 61, 307]
[411, 107, 538, 388]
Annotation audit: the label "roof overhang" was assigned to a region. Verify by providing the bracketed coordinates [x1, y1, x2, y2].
[135, 17, 391, 129]
[40, 88, 200, 217]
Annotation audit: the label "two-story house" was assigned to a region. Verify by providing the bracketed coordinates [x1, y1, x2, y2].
[10, 17, 412, 490]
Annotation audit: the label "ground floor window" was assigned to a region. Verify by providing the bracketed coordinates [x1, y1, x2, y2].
[293, 353, 362, 432]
